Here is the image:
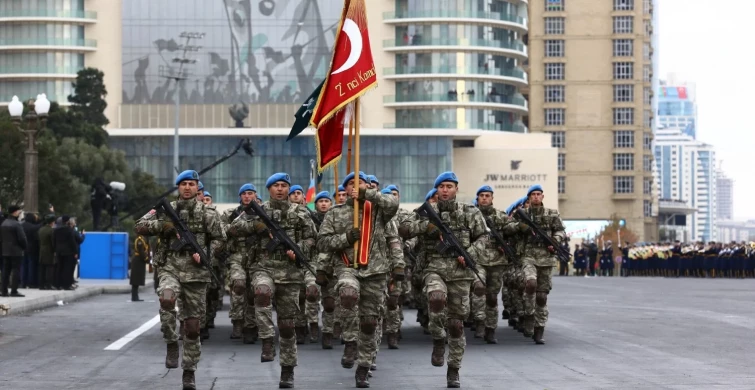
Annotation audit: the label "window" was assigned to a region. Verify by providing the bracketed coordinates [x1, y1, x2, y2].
[645, 20, 653, 35]
[558, 176, 565, 194]
[545, 63, 565, 80]
[643, 42, 651, 60]
[613, 176, 634, 193]
[545, 108, 565, 126]
[613, 39, 633, 57]
[643, 65, 651, 81]
[644, 110, 652, 127]
[644, 200, 652, 217]
[613, 108, 634, 125]
[643, 155, 653, 171]
[613, 62, 633, 80]
[643, 133, 652, 150]
[548, 131, 566, 148]
[643, 87, 651, 105]
[614, 130, 634, 148]
[614, 85, 634, 102]
[613, 153, 634, 171]
[644, 0, 652, 14]
[558, 153, 565, 171]
[613, 16, 634, 34]
[546, 0, 564, 11]
[545, 40, 565, 57]
[545, 17, 565, 34]
[614, 0, 634, 10]
[545, 85, 565, 102]
[643, 177, 652, 194]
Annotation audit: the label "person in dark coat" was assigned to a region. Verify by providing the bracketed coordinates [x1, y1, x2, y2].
[21, 213, 41, 288]
[1, 205, 28, 297]
[90, 178, 112, 231]
[37, 214, 57, 289]
[53, 216, 84, 290]
[130, 235, 150, 302]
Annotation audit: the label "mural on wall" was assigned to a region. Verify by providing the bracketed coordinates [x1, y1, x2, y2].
[122, 0, 341, 105]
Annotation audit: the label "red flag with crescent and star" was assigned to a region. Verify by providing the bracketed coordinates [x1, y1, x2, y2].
[310, 0, 377, 172]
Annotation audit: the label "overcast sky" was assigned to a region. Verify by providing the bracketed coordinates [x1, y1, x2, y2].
[658, 0, 754, 220]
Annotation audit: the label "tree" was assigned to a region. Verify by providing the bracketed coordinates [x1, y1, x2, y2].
[68, 67, 109, 127]
[46, 101, 108, 147]
[596, 215, 640, 257]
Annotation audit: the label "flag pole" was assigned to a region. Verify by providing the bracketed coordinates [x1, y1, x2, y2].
[334, 164, 339, 195]
[352, 99, 361, 268]
[347, 113, 354, 173]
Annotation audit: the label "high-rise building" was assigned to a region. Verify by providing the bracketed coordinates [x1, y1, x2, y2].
[657, 76, 697, 137]
[654, 127, 717, 242]
[528, 0, 657, 241]
[716, 166, 734, 221]
[0, 0, 122, 125]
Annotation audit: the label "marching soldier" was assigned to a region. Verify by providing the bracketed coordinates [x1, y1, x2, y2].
[336, 185, 348, 205]
[134, 170, 225, 390]
[306, 191, 332, 344]
[201, 186, 223, 339]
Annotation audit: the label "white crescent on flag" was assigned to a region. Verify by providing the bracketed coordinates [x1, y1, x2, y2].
[331, 18, 362, 75]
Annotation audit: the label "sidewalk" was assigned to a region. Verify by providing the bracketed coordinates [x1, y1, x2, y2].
[0, 278, 155, 316]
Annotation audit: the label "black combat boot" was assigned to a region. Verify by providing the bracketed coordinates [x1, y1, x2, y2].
[341, 341, 357, 368]
[295, 326, 307, 345]
[243, 327, 258, 344]
[182, 370, 195, 390]
[355, 365, 370, 388]
[533, 326, 546, 344]
[386, 332, 399, 349]
[165, 342, 179, 369]
[200, 327, 210, 340]
[502, 309, 510, 320]
[431, 338, 445, 367]
[261, 338, 275, 362]
[522, 316, 534, 338]
[230, 320, 242, 339]
[484, 328, 498, 344]
[309, 323, 319, 343]
[207, 317, 215, 329]
[279, 365, 295, 388]
[474, 320, 485, 338]
[321, 332, 333, 349]
[446, 366, 460, 388]
[508, 318, 517, 328]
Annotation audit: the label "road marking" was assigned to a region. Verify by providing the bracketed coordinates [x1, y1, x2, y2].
[104, 314, 160, 351]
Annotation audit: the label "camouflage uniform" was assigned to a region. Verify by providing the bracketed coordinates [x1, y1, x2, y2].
[228, 199, 316, 369]
[201, 204, 223, 334]
[384, 208, 416, 347]
[134, 198, 224, 373]
[301, 209, 326, 344]
[317, 187, 401, 384]
[220, 205, 257, 341]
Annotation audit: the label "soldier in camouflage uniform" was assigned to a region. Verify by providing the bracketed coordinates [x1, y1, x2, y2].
[501, 196, 526, 331]
[227, 173, 317, 388]
[508, 184, 565, 344]
[288, 184, 317, 344]
[316, 171, 402, 388]
[335, 185, 348, 205]
[399, 172, 488, 388]
[413, 188, 439, 334]
[200, 186, 224, 339]
[306, 191, 332, 344]
[134, 170, 225, 390]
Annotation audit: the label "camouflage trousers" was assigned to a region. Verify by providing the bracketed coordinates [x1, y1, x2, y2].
[522, 264, 553, 327]
[297, 272, 319, 327]
[504, 264, 525, 321]
[157, 271, 207, 371]
[384, 278, 402, 334]
[250, 271, 301, 367]
[204, 265, 223, 326]
[336, 271, 387, 368]
[321, 280, 339, 333]
[228, 257, 256, 330]
[471, 265, 506, 329]
[424, 272, 470, 369]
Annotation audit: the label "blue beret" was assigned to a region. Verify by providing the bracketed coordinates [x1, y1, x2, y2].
[385, 184, 399, 193]
[518, 195, 529, 206]
[197, 181, 204, 190]
[476, 185, 493, 196]
[203, 191, 211, 197]
[367, 175, 379, 185]
[337, 185, 345, 192]
[425, 188, 437, 201]
[505, 204, 515, 215]
[266, 172, 291, 188]
[238, 183, 256, 196]
[527, 184, 544, 196]
[433, 171, 458, 188]
[342, 171, 367, 188]
[175, 170, 199, 186]
[380, 188, 392, 194]
[315, 191, 331, 202]
[289, 185, 304, 195]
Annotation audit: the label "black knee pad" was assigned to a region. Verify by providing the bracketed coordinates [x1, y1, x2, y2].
[254, 285, 272, 307]
[359, 316, 378, 335]
[339, 287, 358, 310]
[232, 279, 246, 295]
[184, 317, 201, 340]
[323, 296, 336, 313]
[536, 292, 548, 307]
[159, 288, 176, 311]
[525, 279, 537, 295]
[428, 291, 446, 313]
[306, 285, 319, 303]
[448, 318, 464, 338]
[386, 295, 399, 310]
[278, 318, 296, 338]
[485, 293, 497, 308]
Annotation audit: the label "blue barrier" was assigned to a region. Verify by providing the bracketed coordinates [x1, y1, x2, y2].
[79, 232, 129, 279]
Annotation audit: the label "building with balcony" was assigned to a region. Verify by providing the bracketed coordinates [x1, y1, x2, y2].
[0, 0, 122, 127]
[528, 0, 658, 241]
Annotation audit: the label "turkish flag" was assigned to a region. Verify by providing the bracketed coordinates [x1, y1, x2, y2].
[309, 0, 377, 129]
[315, 108, 346, 171]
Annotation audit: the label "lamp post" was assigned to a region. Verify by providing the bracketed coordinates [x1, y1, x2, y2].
[8, 94, 50, 213]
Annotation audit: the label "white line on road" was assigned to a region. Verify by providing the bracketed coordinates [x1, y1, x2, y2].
[104, 314, 160, 351]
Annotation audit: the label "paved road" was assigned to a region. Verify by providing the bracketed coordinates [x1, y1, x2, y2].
[1, 277, 754, 389]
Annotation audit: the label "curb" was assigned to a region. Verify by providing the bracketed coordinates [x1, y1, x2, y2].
[0, 281, 154, 316]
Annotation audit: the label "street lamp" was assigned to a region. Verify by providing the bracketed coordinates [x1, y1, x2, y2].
[8, 94, 50, 213]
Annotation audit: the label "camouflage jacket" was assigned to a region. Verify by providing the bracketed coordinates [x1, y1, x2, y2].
[134, 199, 225, 283]
[317, 188, 402, 278]
[392, 208, 419, 268]
[508, 205, 566, 267]
[220, 205, 256, 268]
[477, 205, 513, 267]
[400, 200, 488, 282]
[228, 199, 316, 284]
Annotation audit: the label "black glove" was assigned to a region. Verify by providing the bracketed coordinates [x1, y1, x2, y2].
[425, 222, 440, 238]
[346, 228, 360, 244]
[315, 270, 329, 287]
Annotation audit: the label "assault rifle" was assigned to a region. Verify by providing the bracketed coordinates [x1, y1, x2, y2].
[246, 201, 316, 275]
[416, 202, 485, 286]
[155, 198, 222, 286]
[514, 208, 570, 262]
[484, 217, 519, 263]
